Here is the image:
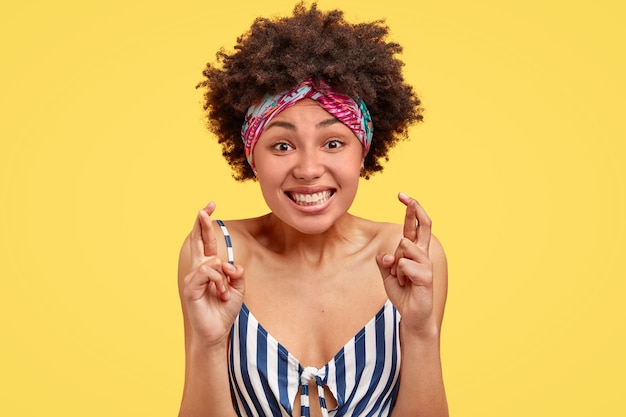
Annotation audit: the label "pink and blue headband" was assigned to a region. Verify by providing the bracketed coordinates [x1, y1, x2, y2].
[241, 79, 373, 170]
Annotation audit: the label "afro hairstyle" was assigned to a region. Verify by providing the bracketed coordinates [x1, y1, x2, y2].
[197, 2, 423, 181]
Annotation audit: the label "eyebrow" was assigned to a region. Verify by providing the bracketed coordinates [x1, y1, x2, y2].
[265, 117, 340, 131]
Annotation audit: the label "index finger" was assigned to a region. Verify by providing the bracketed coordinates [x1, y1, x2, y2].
[199, 202, 218, 257]
[399, 192, 418, 242]
[189, 202, 217, 259]
[398, 192, 432, 253]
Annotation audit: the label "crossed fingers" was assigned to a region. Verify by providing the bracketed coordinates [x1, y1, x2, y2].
[187, 202, 230, 300]
[392, 193, 433, 285]
[399, 192, 431, 253]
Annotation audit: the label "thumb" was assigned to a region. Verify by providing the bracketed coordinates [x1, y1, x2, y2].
[223, 263, 246, 294]
[376, 253, 396, 279]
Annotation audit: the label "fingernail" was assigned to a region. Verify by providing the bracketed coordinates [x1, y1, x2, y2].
[225, 263, 235, 272]
[399, 192, 409, 200]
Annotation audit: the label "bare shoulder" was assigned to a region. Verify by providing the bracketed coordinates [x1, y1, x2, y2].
[429, 234, 447, 267]
[355, 218, 402, 252]
[206, 215, 270, 263]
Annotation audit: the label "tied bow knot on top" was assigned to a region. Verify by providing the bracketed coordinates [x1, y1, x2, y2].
[300, 365, 330, 417]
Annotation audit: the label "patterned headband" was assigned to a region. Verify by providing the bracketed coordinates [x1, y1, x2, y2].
[241, 79, 373, 170]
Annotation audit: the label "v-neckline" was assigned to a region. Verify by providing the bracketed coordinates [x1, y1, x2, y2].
[239, 299, 393, 369]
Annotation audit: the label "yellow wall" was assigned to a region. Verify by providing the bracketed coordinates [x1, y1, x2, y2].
[1, 1, 624, 415]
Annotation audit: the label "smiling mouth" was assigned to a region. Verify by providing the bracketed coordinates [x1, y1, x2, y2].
[287, 190, 334, 206]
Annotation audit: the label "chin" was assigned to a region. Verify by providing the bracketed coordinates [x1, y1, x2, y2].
[282, 209, 350, 236]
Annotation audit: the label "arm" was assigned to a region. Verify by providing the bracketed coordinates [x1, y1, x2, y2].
[377, 193, 449, 417]
[392, 237, 448, 416]
[178, 203, 244, 417]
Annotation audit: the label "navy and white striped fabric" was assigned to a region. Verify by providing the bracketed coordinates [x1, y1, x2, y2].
[216, 220, 401, 417]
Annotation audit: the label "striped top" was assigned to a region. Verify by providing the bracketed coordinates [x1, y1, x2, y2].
[216, 220, 401, 417]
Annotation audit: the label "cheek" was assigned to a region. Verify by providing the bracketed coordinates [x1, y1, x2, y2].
[255, 168, 288, 204]
[256, 180, 281, 212]
[254, 155, 282, 180]
[256, 172, 280, 196]
[344, 153, 366, 176]
[335, 159, 363, 192]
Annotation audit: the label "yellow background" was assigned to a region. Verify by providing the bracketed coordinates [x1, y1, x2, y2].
[1, 0, 624, 415]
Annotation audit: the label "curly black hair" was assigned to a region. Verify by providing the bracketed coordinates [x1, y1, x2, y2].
[197, 2, 423, 181]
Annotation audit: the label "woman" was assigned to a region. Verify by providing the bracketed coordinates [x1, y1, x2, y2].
[178, 3, 448, 416]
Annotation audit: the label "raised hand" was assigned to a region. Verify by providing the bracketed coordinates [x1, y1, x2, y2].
[181, 202, 245, 346]
[376, 193, 436, 336]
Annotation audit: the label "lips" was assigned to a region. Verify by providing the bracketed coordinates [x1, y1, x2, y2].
[287, 190, 334, 206]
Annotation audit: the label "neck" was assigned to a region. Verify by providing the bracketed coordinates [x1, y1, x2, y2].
[260, 212, 367, 266]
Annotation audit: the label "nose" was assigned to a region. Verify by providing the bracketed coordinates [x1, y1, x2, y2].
[292, 148, 324, 180]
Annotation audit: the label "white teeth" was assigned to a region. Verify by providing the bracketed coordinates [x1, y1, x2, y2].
[290, 191, 332, 206]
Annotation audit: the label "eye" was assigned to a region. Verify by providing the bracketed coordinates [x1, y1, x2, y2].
[272, 142, 293, 152]
[324, 139, 344, 149]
